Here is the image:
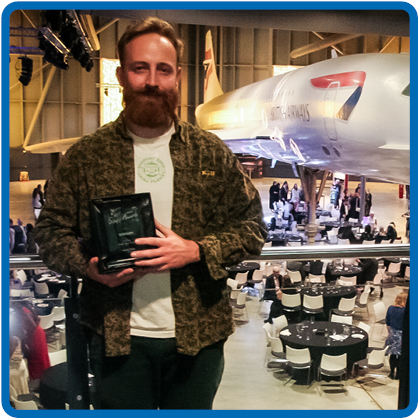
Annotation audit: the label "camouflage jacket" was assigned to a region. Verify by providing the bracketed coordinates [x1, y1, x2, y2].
[34, 114, 267, 357]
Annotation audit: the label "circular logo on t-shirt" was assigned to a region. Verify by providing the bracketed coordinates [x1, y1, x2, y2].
[137, 157, 166, 183]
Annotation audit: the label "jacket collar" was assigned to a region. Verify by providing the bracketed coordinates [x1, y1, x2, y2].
[116, 112, 187, 144]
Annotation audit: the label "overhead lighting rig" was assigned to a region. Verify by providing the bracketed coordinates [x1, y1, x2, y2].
[38, 27, 70, 70]
[39, 10, 95, 72]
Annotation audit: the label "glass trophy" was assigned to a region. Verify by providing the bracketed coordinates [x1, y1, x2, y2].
[90, 193, 156, 273]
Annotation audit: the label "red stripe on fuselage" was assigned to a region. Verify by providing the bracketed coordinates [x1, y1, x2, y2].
[311, 71, 366, 88]
[205, 49, 212, 61]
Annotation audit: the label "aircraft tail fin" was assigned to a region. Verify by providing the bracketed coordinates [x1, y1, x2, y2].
[203, 31, 223, 103]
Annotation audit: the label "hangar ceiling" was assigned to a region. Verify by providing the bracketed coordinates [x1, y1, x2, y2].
[81, 9, 410, 37]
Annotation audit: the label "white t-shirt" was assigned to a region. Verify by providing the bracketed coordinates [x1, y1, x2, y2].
[128, 125, 176, 338]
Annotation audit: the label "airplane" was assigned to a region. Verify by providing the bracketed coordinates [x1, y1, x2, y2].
[195, 31, 410, 185]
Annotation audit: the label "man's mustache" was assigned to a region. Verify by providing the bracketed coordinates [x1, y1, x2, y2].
[130, 85, 167, 97]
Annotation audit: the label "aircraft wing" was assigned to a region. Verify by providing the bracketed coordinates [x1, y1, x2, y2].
[23, 137, 80, 154]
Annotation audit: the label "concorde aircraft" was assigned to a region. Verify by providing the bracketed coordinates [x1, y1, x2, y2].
[195, 32, 410, 185]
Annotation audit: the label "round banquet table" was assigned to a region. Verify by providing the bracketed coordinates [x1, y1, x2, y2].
[225, 261, 260, 278]
[299, 284, 357, 318]
[279, 321, 368, 374]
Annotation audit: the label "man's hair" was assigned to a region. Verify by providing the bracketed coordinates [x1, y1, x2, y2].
[117, 17, 184, 66]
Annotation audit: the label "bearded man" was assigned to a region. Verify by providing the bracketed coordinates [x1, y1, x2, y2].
[34, 17, 267, 410]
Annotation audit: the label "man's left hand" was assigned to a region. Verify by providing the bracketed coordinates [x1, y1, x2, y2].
[130, 220, 200, 271]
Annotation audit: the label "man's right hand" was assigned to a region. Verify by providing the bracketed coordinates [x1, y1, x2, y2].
[87, 257, 156, 288]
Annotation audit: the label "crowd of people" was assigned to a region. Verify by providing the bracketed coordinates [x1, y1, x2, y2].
[9, 219, 39, 255]
[331, 180, 373, 221]
[269, 181, 306, 230]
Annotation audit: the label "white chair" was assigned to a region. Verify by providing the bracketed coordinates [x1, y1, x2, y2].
[318, 353, 348, 393]
[357, 321, 371, 336]
[281, 292, 302, 322]
[337, 238, 350, 245]
[380, 239, 391, 245]
[302, 294, 324, 320]
[251, 269, 265, 283]
[393, 238, 403, 244]
[262, 323, 287, 370]
[348, 218, 359, 223]
[272, 314, 288, 336]
[327, 230, 338, 244]
[330, 314, 353, 325]
[9, 288, 31, 298]
[49, 349, 67, 366]
[230, 289, 242, 301]
[39, 313, 55, 330]
[372, 301, 387, 337]
[344, 258, 357, 266]
[51, 306, 66, 323]
[362, 240, 375, 245]
[10, 384, 38, 410]
[57, 289, 68, 299]
[33, 281, 50, 297]
[352, 346, 390, 387]
[232, 291, 248, 321]
[308, 274, 326, 283]
[285, 346, 313, 387]
[354, 287, 370, 319]
[331, 295, 356, 318]
[386, 262, 401, 283]
[227, 278, 239, 290]
[235, 271, 249, 287]
[16, 270, 27, 286]
[286, 269, 302, 284]
[337, 275, 357, 286]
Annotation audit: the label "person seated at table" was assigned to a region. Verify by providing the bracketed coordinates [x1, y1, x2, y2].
[385, 292, 407, 379]
[363, 211, 377, 232]
[265, 275, 295, 324]
[338, 225, 356, 243]
[10, 336, 30, 396]
[360, 224, 375, 242]
[386, 222, 398, 243]
[10, 301, 51, 381]
[356, 258, 378, 285]
[263, 266, 283, 301]
[374, 226, 387, 243]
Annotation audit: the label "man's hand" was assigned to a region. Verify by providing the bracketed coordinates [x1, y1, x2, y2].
[87, 257, 156, 288]
[130, 220, 200, 271]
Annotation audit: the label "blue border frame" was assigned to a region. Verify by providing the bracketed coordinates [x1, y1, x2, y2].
[2, 2, 417, 418]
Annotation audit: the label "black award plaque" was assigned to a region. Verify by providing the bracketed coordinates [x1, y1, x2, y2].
[90, 193, 156, 274]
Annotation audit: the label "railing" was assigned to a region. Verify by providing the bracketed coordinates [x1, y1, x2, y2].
[9, 244, 410, 270]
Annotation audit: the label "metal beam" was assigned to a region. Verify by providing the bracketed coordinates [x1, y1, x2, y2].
[312, 31, 344, 56]
[22, 65, 56, 149]
[290, 33, 363, 59]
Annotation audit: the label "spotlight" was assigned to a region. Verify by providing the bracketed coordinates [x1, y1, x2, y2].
[18, 56, 33, 86]
[38, 27, 70, 70]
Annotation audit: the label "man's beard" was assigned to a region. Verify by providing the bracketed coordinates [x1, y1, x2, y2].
[123, 84, 179, 129]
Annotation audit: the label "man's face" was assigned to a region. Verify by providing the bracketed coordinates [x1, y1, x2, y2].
[116, 33, 182, 129]
[273, 269, 280, 278]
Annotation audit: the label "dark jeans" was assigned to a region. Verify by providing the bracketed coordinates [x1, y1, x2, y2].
[88, 333, 225, 409]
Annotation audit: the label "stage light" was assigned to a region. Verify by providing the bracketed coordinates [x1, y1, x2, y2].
[18, 56, 33, 86]
[38, 27, 69, 70]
